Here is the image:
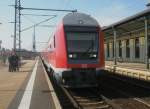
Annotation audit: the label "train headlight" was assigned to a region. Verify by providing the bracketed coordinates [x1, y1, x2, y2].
[69, 54, 73, 58]
[93, 54, 97, 58]
[69, 54, 77, 58]
[72, 54, 77, 58]
[90, 54, 97, 58]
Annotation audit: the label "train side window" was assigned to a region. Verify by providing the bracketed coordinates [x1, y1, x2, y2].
[126, 39, 130, 58]
[135, 38, 140, 58]
[54, 36, 55, 48]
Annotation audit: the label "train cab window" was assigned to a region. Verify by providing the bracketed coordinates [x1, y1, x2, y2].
[119, 40, 122, 57]
[135, 38, 140, 58]
[107, 43, 110, 57]
[126, 39, 130, 58]
[66, 32, 99, 60]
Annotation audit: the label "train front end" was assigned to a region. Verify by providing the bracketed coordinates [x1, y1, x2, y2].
[61, 13, 105, 87]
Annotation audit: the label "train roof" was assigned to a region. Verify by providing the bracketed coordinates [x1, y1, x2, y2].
[63, 12, 99, 27]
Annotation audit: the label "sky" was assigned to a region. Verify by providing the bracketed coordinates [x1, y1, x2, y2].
[0, 0, 149, 51]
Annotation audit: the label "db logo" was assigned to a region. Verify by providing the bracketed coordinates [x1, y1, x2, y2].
[81, 64, 87, 68]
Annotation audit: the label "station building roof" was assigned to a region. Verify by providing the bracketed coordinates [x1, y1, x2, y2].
[102, 8, 150, 40]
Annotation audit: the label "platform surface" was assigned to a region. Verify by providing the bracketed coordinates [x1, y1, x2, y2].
[29, 60, 53, 109]
[106, 61, 149, 71]
[0, 60, 35, 109]
[105, 61, 150, 82]
[4, 58, 59, 109]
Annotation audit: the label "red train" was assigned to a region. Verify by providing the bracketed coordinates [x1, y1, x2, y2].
[41, 12, 105, 88]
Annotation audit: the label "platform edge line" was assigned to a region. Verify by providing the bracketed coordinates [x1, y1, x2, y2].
[18, 59, 39, 109]
[42, 60, 62, 109]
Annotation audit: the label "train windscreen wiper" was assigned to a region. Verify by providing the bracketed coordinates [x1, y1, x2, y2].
[86, 40, 94, 53]
[83, 39, 94, 55]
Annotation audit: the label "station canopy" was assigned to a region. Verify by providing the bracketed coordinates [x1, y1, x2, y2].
[102, 8, 150, 40]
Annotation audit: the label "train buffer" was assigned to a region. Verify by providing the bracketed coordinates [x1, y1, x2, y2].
[105, 61, 150, 82]
[0, 58, 61, 109]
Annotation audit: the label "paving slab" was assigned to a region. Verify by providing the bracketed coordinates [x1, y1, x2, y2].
[29, 60, 52, 109]
[7, 58, 62, 109]
[0, 60, 35, 109]
[105, 61, 150, 82]
[105, 61, 149, 71]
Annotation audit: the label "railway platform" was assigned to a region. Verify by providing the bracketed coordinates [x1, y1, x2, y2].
[0, 58, 61, 109]
[0, 60, 35, 109]
[105, 61, 150, 82]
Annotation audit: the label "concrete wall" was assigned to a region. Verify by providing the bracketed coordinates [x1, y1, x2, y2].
[105, 36, 146, 63]
[122, 40, 126, 60]
[140, 37, 145, 62]
[109, 42, 113, 58]
[130, 38, 135, 62]
[104, 23, 150, 64]
[116, 41, 119, 58]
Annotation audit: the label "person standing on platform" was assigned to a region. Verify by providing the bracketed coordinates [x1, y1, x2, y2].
[8, 53, 13, 72]
[14, 53, 19, 71]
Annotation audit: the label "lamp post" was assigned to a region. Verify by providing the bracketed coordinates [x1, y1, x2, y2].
[33, 25, 36, 52]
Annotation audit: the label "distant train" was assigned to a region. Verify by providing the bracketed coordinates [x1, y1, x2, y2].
[41, 12, 105, 88]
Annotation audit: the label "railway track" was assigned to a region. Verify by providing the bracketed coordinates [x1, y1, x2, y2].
[50, 75, 116, 109]
[44, 61, 150, 109]
[61, 87, 115, 109]
[98, 72, 150, 109]
[43, 63, 122, 109]
[113, 79, 150, 109]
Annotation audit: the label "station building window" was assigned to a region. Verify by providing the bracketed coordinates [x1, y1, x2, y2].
[135, 38, 140, 58]
[107, 43, 110, 57]
[119, 40, 122, 57]
[126, 39, 130, 58]
[148, 38, 150, 58]
[112, 42, 114, 58]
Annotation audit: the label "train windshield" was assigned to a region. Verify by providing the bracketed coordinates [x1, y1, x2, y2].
[66, 32, 98, 53]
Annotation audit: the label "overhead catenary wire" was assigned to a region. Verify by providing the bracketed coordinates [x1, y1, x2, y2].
[21, 14, 56, 28]
[38, 25, 56, 27]
[21, 16, 57, 32]
[12, 0, 77, 51]
[19, 7, 77, 12]
[22, 14, 36, 24]
[21, 14, 57, 17]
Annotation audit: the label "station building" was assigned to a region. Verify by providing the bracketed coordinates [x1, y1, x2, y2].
[103, 8, 150, 69]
